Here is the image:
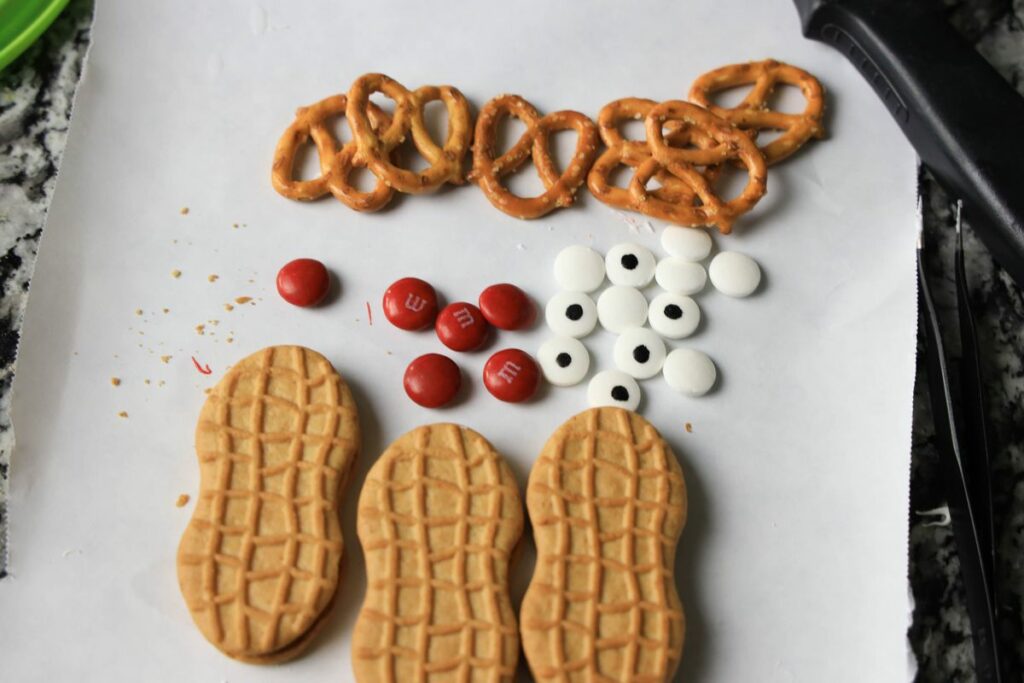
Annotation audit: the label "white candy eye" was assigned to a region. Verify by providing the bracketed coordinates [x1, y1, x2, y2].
[613, 327, 667, 379]
[587, 370, 642, 411]
[663, 348, 717, 397]
[596, 286, 648, 333]
[545, 291, 597, 338]
[605, 243, 656, 287]
[554, 245, 606, 292]
[537, 337, 590, 387]
[649, 292, 701, 339]
[708, 251, 761, 298]
[661, 226, 712, 261]
[655, 257, 707, 294]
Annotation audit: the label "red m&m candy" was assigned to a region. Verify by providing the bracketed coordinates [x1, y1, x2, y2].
[478, 283, 535, 330]
[483, 348, 540, 403]
[276, 258, 330, 307]
[383, 277, 438, 331]
[436, 302, 489, 352]
[404, 353, 461, 408]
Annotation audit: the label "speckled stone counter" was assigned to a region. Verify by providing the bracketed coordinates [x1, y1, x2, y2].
[0, 1, 1021, 680]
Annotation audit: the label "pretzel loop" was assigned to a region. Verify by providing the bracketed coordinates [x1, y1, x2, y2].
[472, 95, 599, 220]
[346, 74, 471, 194]
[271, 94, 397, 211]
[689, 59, 825, 165]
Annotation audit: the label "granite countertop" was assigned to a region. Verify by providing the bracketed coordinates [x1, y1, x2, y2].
[1, 1, 1022, 680]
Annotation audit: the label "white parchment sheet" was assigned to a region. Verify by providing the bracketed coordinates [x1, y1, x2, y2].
[0, 1, 918, 681]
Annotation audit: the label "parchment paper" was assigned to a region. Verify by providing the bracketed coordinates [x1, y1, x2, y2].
[0, 1, 918, 680]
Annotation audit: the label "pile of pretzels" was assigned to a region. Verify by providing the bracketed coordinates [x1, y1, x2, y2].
[271, 60, 824, 234]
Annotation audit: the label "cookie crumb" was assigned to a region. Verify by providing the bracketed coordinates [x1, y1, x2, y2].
[179, 206, 190, 215]
[195, 324, 205, 335]
[226, 337, 234, 344]
[208, 274, 219, 283]
[134, 308, 143, 316]
[159, 380, 166, 387]
[160, 355, 172, 364]
[171, 269, 182, 279]
[232, 222, 239, 228]
[144, 379, 151, 385]
[162, 307, 170, 314]
[110, 377, 121, 386]
[117, 411, 128, 418]
[175, 494, 190, 508]
[223, 303, 234, 312]
[684, 422, 693, 433]
[234, 296, 252, 305]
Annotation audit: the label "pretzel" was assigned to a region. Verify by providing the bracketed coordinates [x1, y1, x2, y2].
[642, 100, 767, 233]
[689, 59, 825, 165]
[471, 94, 599, 219]
[589, 98, 742, 230]
[271, 94, 396, 212]
[345, 73, 472, 194]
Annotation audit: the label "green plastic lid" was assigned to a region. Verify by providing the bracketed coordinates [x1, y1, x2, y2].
[0, 0, 70, 73]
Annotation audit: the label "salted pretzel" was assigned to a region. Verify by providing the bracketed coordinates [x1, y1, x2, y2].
[345, 73, 472, 194]
[471, 94, 599, 219]
[271, 94, 396, 212]
[689, 59, 825, 165]
[642, 100, 767, 232]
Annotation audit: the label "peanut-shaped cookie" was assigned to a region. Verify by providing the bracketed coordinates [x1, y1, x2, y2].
[177, 345, 360, 662]
[353, 423, 523, 681]
[521, 407, 687, 681]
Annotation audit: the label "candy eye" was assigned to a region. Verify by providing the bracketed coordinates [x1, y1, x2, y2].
[663, 348, 717, 397]
[660, 226, 713, 262]
[554, 245, 606, 292]
[655, 257, 707, 294]
[545, 291, 598, 338]
[613, 327, 667, 379]
[587, 370, 641, 411]
[538, 337, 590, 387]
[708, 251, 761, 298]
[596, 285, 648, 333]
[649, 292, 701, 339]
[605, 243, 656, 287]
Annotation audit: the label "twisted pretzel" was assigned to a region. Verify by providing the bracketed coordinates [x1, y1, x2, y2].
[271, 94, 396, 212]
[346, 73, 472, 194]
[471, 94, 599, 219]
[689, 59, 825, 165]
[589, 98, 746, 231]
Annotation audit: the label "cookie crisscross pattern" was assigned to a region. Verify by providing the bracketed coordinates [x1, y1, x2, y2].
[177, 346, 359, 661]
[523, 408, 686, 682]
[354, 424, 523, 682]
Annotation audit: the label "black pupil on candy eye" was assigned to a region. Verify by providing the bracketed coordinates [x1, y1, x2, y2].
[556, 352, 572, 368]
[633, 345, 650, 363]
[611, 385, 630, 401]
[565, 304, 584, 321]
[664, 304, 683, 320]
[621, 254, 639, 270]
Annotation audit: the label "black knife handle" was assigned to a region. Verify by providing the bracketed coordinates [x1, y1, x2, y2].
[797, 0, 1024, 286]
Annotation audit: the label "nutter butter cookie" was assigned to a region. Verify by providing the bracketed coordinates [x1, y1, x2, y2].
[176, 345, 360, 662]
[521, 407, 687, 682]
[353, 423, 523, 681]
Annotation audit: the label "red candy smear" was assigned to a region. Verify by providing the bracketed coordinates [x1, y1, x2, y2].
[383, 277, 439, 331]
[404, 353, 461, 408]
[276, 258, 330, 307]
[483, 348, 540, 403]
[478, 283, 535, 330]
[435, 302, 490, 352]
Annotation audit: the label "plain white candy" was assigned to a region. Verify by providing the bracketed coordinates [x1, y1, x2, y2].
[545, 291, 598, 338]
[655, 257, 707, 294]
[661, 226, 713, 261]
[663, 348, 717, 396]
[554, 245, 605, 292]
[709, 251, 761, 297]
[605, 243, 656, 287]
[587, 369, 642, 411]
[596, 286, 648, 333]
[537, 336, 590, 386]
[649, 292, 701, 339]
[613, 327, 667, 379]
